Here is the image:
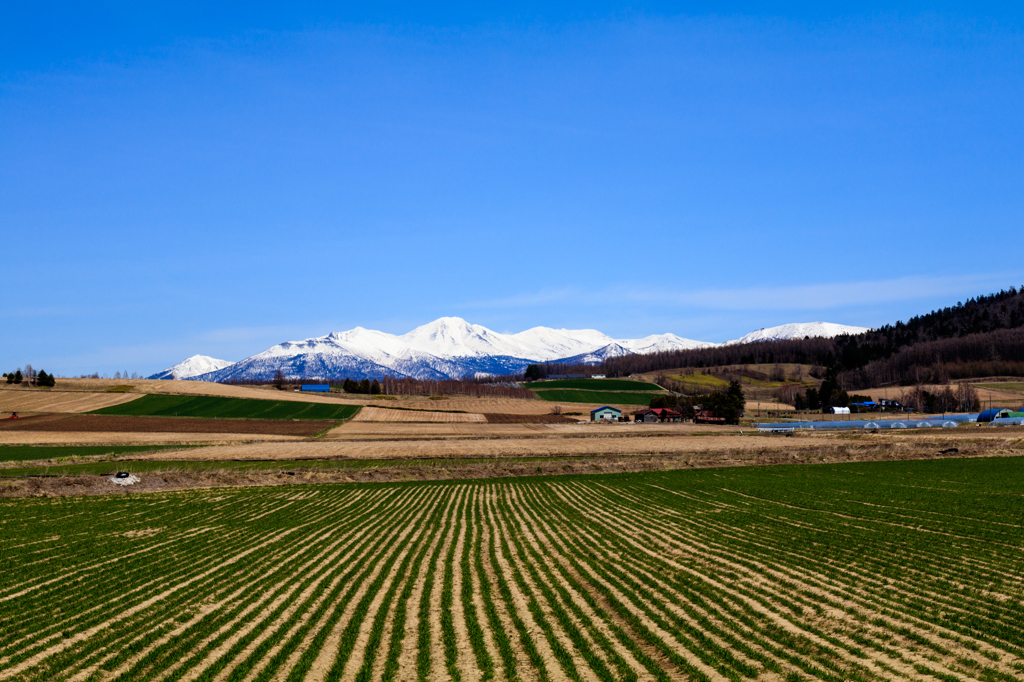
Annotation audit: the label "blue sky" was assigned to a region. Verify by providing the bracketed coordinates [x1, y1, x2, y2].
[3, 3, 1023, 375]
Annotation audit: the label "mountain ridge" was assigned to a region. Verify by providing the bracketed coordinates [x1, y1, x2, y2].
[153, 317, 865, 382]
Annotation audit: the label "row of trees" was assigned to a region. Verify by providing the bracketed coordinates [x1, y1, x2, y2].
[4, 367, 56, 387]
[375, 375, 535, 399]
[342, 378, 382, 395]
[267, 369, 535, 399]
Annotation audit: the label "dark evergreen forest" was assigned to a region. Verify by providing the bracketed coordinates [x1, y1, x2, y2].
[594, 288, 1024, 389]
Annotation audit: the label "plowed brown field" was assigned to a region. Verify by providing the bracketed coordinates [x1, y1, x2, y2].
[483, 413, 580, 423]
[0, 432, 301, 445]
[126, 431, 778, 461]
[0, 415, 332, 436]
[352, 407, 486, 423]
[324, 422, 564, 440]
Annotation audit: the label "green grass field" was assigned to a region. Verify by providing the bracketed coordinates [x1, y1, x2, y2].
[976, 382, 1024, 394]
[526, 378, 662, 391]
[667, 373, 731, 388]
[2, 457, 1022, 681]
[89, 394, 361, 421]
[532, 389, 653, 405]
[0, 444, 197, 464]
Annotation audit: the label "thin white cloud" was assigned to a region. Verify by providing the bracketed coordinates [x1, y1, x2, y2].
[458, 273, 1021, 311]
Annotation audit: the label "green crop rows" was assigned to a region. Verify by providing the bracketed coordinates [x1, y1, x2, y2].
[90, 394, 361, 421]
[526, 378, 663, 392]
[532, 389, 655, 405]
[2, 457, 1023, 681]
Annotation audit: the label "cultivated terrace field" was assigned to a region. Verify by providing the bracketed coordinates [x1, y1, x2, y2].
[1, 457, 1022, 682]
[526, 378, 667, 407]
[89, 394, 361, 421]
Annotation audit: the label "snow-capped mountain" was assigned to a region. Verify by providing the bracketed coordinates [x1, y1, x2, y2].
[166, 317, 867, 382]
[620, 333, 716, 354]
[726, 322, 869, 345]
[149, 355, 234, 380]
[188, 318, 710, 382]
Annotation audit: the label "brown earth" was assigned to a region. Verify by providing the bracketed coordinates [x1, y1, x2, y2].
[321, 420, 739, 441]
[0, 414, 333, 436]
[352, 406, 486, 423]
[112, 423, 1012, 463]
[0, 432, 302, 445]
[482, 413, 580, 424]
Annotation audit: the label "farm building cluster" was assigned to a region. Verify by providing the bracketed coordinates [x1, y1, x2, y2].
[589, 406, 687, 423]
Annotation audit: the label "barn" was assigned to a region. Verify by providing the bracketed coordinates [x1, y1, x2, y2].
[590, 406, 622, 422]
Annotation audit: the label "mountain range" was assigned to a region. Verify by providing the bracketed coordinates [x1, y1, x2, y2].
[150, 318, 867, 381]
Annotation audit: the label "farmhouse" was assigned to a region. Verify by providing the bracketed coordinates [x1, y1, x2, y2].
[634, 408, 682, 423]
[590, 406, 622, 422]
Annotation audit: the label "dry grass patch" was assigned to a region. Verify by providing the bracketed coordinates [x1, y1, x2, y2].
[0, 390, 141, 414]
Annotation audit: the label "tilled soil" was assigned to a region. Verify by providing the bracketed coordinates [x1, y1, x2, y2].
[482, 413, 580, 424]
[0, 414, 333, 436]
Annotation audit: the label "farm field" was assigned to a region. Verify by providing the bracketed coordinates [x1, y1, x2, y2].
[0, 443, 195, 464]
[353, 407, 486, 423]
[974, 383, 1024, 398]
[526, 378, 664, 391]
[0, 389, 141, 414]
[2, 456, 1022, 682]
[0, 415, 335, 436]
[90, 394, 362, 421]
[532, 389, 655, 405]
[8, 379, 365, 404]
[0, 431, 303, 445]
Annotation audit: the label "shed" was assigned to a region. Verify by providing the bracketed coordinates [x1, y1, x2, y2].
[590, 406, 622, 422]
[634, 408, 682, 423]
[301, 384, 331, 393]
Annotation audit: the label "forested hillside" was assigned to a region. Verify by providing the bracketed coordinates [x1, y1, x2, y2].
[597, 287, 1024, 389]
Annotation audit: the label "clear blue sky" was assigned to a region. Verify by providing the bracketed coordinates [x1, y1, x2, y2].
[4, 2, 1023, 375]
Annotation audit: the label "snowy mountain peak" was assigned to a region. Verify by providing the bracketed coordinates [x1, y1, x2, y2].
[149, 355, 234, 380]
[171, 317, 869, 382]
[401, 317, 527, 358]
[620, 333, 716, 354]
[727, 322, 869, 345]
